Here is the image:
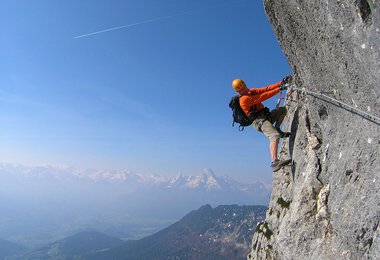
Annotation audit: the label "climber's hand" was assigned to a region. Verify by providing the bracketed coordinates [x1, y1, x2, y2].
[282, 75, 292, 84]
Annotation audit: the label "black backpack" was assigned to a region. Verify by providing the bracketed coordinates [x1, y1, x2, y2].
[229, 95, 253, 131]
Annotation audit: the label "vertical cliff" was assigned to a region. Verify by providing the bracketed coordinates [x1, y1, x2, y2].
[249, 1, 379, 259]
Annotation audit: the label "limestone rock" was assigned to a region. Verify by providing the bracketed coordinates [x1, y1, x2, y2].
[249, 1, 380, 259]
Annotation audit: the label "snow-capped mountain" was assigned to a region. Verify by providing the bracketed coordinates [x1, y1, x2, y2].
[0, 163, 269, 195]
[0, 163, 270, 248]
[168, 169, 221, 190]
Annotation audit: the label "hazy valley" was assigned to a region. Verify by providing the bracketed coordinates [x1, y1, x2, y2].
[17, 204, 267, 259]
[0, 163, 270, 251]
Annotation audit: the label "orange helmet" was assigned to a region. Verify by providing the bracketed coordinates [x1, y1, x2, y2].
[232, 78, 246, 91]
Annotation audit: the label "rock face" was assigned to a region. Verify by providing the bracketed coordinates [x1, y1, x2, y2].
[249, 1, 379, 259]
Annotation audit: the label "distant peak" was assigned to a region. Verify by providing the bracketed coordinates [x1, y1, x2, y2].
[201, 168, 216, 178]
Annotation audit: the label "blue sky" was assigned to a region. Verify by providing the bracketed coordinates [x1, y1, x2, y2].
[0, 0, 290, 183]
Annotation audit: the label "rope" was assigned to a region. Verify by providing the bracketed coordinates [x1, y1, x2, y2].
[289, 87, 380, 125]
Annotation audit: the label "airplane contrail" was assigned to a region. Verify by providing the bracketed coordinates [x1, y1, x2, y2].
[74, 10, 196, 39]
[74, 0, 246, 39]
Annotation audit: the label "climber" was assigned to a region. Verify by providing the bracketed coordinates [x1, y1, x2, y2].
[231, 76, 292, 172]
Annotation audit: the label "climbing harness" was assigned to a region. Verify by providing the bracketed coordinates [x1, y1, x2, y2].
[289, 87, 380, 125]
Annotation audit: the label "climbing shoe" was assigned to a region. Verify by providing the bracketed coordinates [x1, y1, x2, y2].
[276, 128, 291, 138]
[280, 131, 291, 138]
[271, 159, 292, 172]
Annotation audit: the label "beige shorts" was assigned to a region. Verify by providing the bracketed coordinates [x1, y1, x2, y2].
[252, 107, 287, 142]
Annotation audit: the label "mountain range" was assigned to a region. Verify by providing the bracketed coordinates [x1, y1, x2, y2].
[0, 163, 270, 248]
[0, 163, 270, 193]
[19, 204, 267, 260]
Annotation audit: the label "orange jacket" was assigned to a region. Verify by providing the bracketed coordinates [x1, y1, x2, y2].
[239, 81, 281, 116]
